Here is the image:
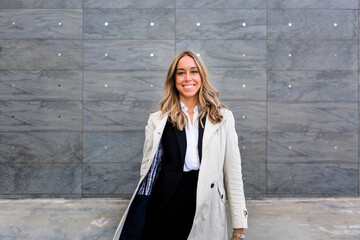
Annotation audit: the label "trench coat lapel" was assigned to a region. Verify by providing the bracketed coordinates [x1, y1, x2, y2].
[202, 115, 222, 151]
[198, 115, 206, 162]
[151, 112, 168, 157]
[174, 125, 187, 167]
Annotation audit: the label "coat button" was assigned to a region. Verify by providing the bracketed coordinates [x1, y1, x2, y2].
[221, 194, 224, 199]
[211, 183, 214, 188]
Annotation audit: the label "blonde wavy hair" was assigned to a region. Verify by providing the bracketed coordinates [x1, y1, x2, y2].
[158, 50, 226, 130]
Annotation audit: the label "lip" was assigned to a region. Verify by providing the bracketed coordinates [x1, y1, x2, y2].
[182, 84, 195, 89]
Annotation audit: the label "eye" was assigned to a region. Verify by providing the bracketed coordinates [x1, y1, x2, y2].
[177, 71, 185, 76]
[191, 70, 198, 74]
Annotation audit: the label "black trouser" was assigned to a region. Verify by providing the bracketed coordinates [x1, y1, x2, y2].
[143, 170, 199, 240]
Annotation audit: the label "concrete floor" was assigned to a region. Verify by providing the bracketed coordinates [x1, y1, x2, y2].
[0, 198, 359, 240]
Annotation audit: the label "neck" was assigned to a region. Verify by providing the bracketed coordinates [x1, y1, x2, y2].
[180, 96, 198, 111]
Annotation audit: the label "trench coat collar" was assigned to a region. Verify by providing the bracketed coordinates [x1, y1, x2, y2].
[151, 110, 222, 155]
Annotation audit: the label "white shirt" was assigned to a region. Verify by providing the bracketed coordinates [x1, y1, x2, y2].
[180, 100, 200, 172]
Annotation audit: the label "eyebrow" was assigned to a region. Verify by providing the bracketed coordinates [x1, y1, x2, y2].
[176, 67, 198, 70]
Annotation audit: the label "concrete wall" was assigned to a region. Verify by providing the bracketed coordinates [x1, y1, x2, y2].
[0, 0, 359, 198]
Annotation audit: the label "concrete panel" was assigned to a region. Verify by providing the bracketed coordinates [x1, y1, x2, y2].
[83, 131, 144, 163]
[0, 70, 82, 101]
[84, 71, 164, 101]
[83, 163, 140, 197]
[0, 40, 82, 70]
[84, 40, 174, 70]
[0, 0, 82, 8]
[238, 131, 266, 195]
[268, 10, 358, 40]
[268, 0, 358, 9]
[0, 101, 82, 131]
[246, 199, 360, 239]
[0, 132, 81, 163]
[267, 40, 359, 70]
[267, 40, 358, 71]
[268, 71, 358, 101]
[267, 163, 358, 196]
[1, 199, 360, 239]
[83, 101, 158, 131]
[0, 9, 82, 39]
[176, 9, 266, 40]
[268, 132, 358, 163]
[84, 9, 175, 39]
[224, 101, 266, 132]
[84, 0, 175, 8]
[176, 0, 266, 9]
[268, 102, 358, 132]
[176, 40, 266, 70]
[210, 70, 266, 101]
[0, 199, 124, 239]
[0, 163, 82, 194]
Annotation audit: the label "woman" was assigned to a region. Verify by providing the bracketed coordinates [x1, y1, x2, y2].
[113, 51, 248, 240]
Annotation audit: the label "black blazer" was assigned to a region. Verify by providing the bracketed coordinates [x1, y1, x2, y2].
[151, 115, 206, 208]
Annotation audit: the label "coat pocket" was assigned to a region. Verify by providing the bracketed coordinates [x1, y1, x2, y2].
[217, 185, 226, 205]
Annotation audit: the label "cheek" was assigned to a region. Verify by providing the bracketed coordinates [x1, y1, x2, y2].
[196, 76, 202, 86]
[175, 75, 183, 86]
[175, 76, 180, 85]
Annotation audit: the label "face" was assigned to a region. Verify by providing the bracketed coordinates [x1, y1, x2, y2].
[175, 55, 202, 103]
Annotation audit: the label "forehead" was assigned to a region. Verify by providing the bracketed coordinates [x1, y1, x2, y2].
[177, 55, 198, 69]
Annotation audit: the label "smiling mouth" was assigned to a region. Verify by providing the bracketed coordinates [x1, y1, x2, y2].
[183, 84, 195, 89]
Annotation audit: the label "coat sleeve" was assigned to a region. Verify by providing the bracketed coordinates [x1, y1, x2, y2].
[223, 109, 248, 229]
[140, 113, 156, 178]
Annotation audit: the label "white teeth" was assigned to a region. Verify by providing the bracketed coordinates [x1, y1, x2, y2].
[184, 85, 194, 89]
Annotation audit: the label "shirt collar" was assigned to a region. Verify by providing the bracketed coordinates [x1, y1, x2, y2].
[180, 100, 199, 113]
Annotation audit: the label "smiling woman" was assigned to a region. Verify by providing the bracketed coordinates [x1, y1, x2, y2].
[113, 51, 248, 240]
[175, 55, 202, 113]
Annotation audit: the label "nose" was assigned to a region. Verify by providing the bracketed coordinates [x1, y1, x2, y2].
[185, 72, 191, 81]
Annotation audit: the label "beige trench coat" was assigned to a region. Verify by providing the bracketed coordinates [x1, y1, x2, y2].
[113, 108, 248, 240]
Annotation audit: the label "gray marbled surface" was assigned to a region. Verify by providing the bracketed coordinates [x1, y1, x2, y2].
[225, 101, 267, 132]
[84, 9, 174, 39]
[176, 9, 266, 40]
[267, 163, 358, 196]
[268, 132, 358, 163]
[268, 0, 358, 9]
[83, 162, 140, 197]
[210, 70, 266, 101]
[176, 0, 266, 9]
[267, 40, 358, 70]
[0, 0, 359, 199]
[268, 102, 358, 132]
[83, 131, 144, 163]
[0, 0, 82, 8]
[268, 10, 358, 40]
[84, 0, 175, 8]
[84, 40, 174, 70]
[83, 101, 158, 131]
[0, 101, 82, 131]
[268, 71, 358, 101]
[0, 163, 82, 195]
[84, 70, 164, 101]
[0, 10, 82, 39]
[177, 40, 267, 70]
[0, 132, 81, 163]
[238, 131, 267, 196]
[0, 40, 82, 70]
[0, 70, 82, 101]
